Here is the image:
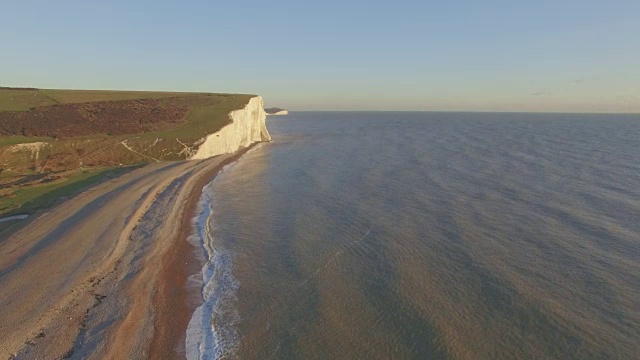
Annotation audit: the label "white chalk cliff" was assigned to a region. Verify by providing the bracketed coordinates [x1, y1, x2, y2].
[266, 110, 288, 116]
[190, 96, 271, 160]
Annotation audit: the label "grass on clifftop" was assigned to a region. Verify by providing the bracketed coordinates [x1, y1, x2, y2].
[0, 89, 58, 111]
[0, 88, 206, 111]
[41, 89, 204, 105]
[141, 94, 254, 139]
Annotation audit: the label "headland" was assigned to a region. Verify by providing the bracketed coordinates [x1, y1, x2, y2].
[0, 88, 271, 358]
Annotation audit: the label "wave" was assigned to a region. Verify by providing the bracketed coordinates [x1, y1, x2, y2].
[185, 179, 241, 359]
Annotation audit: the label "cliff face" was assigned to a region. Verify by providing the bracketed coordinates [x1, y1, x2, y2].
[266, 110, 288, 116]
[191, 96, 271, 159]
[264, 107, 288, 116]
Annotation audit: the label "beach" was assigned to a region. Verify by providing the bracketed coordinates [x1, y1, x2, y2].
[0, 146, 254, 359]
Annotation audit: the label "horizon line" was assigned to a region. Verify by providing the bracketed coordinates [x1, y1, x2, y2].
[287, 109, 640, 115]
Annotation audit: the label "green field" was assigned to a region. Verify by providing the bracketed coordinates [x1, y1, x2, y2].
[0, 166, 138, 215]
[0, 88, 205, 111]
[0, 89, 59, 111]
[41, 89, 203, 105]
[0, 166, 142, 240]
[140, 94, 254, 139]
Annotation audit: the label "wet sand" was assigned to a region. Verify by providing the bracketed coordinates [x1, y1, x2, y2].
[0, 147, 253, 359]
[148, 146, 255, 360]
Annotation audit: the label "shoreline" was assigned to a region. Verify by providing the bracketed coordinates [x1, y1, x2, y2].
[148, 144, 256, 359]
[0, 145, 261, 359]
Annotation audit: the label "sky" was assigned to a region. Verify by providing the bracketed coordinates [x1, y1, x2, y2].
[1, 0, 639, 112]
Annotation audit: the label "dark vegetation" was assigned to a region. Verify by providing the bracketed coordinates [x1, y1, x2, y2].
[0, 98, 190, 138]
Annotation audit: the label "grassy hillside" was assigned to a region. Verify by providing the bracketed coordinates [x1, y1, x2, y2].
[0, 87, 202, 111]
[0, 87, 254, 217]
[0, 88, 57, 111]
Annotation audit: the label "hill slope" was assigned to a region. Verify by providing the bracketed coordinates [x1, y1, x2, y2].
[0, 88, 261, 217]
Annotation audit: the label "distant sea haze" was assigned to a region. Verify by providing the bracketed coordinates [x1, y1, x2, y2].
[190, 112, 640, 359]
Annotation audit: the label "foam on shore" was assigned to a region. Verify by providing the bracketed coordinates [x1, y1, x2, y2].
[185, 145, 265, 359]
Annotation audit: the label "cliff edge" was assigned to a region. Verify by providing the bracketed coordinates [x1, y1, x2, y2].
[192, 96, 271, 159]
[0, 89, 270, 217]
[265, 107, 288, 116]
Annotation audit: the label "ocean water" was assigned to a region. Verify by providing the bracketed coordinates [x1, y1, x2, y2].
[187, 112, 640, 359]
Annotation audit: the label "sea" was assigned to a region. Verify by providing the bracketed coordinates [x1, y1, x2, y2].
[186, 112, 640, 360]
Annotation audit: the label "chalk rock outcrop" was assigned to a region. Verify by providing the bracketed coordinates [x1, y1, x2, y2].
[267, 110, 288, 115]
[265, 107, 288, 116]
[191, 96, 271, 159]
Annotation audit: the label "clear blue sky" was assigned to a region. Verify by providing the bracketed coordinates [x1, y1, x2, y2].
[1, 0, 639, 112]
